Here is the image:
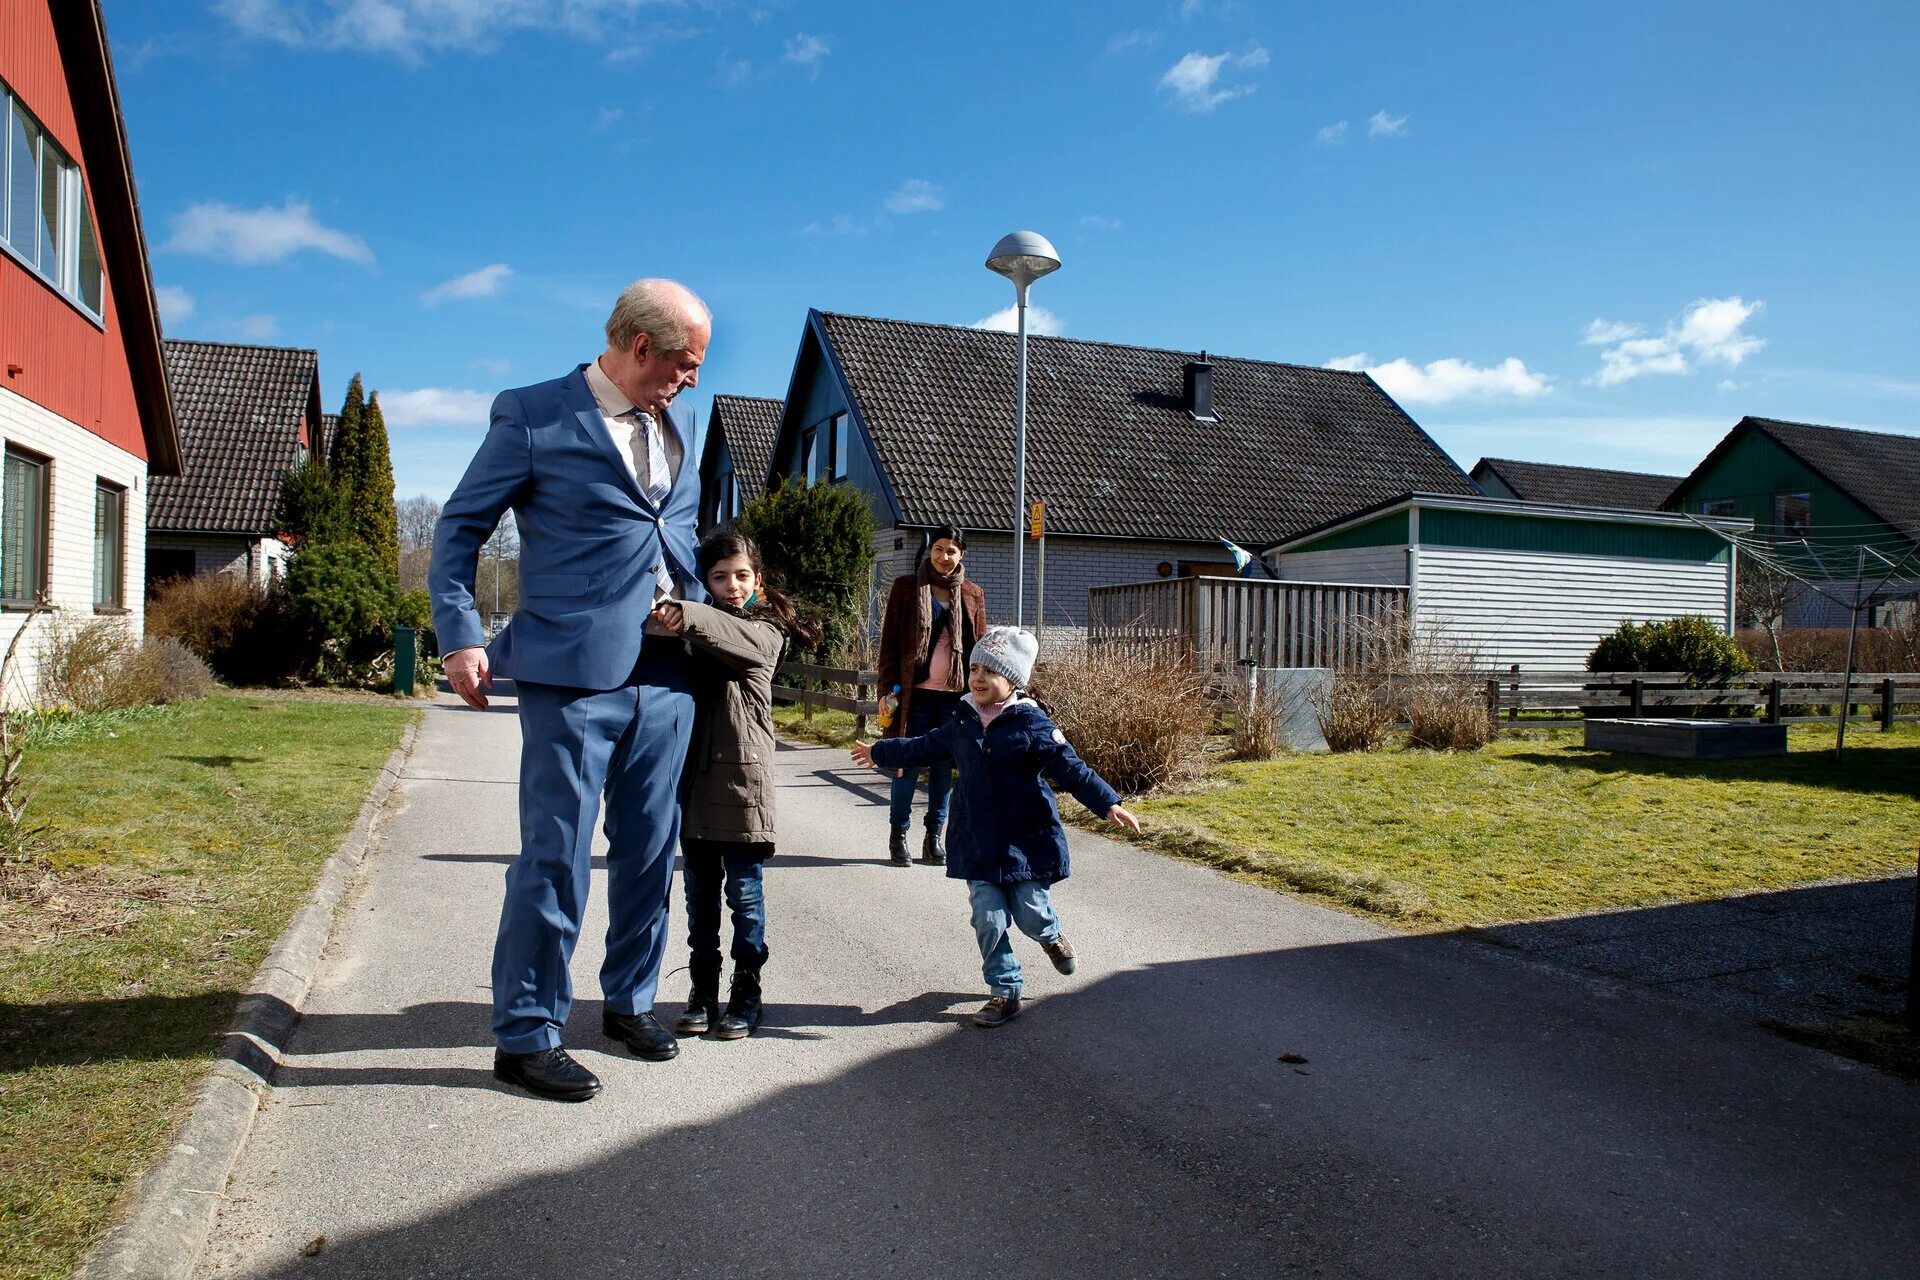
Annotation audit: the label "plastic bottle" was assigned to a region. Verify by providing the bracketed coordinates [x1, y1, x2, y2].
[876, 683, 901, 733]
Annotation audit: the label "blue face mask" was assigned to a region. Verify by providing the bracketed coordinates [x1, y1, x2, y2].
[743, 590, 759, 608]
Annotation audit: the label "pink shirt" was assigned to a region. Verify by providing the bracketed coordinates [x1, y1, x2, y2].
[974, 698, 1011, 728]
[916, 626, 959, 691]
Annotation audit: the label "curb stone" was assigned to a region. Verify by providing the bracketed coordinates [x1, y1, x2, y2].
[75, 714, 423, 1280]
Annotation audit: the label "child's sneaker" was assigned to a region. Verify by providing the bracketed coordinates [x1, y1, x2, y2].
[971, 995, 1022, 1028]
[1042, 936, 1076, 974]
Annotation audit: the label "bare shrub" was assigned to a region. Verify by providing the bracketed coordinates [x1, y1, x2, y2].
[36, 616, 135, 710]
[113, 637, 214, 705]
[1737, 622, 1920, 674]
[1403, 677, 1494, 750]
[1229, 680, 1283, 760]
[146, 572, 300, 684]
[1315, 674, 1395, 752]
[1032, 639, 1209, 794]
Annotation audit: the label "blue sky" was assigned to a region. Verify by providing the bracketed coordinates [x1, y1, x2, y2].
[106, 0, 1920, 504]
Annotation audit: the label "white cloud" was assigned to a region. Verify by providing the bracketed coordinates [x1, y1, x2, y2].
[884, 179, 943, 215]
[1315, 120, 1348, 145]
[716, 52, 752, 87]
[1106, 29, 1156, 55]
[217, 0, 695, 62]
[1180, 0, 1204, 16]
[422, 263, 512, 306]
[166, 198, 373, 267]
[154, 285, 194, 325]
[1589, 296, 1766, 387]
[972, 305, 1065, 337]
[1718, 379, 1740, 392]
[1425, 414, 1736, 471]
[1080, 214, 1123, 231]
[1326, 352, 1551, 404]
[592, 105, 624, 131]
[1581, 318, 1642, 345]
[1159, 48, 1267, 113]
[784, 32, 830, 72]
[1368, 109, 1409, 137]
[237, 314, 279, 341]
[474, 356, 512, 375]
[381, 387, 495, 428]
[800, 214, 874, 237]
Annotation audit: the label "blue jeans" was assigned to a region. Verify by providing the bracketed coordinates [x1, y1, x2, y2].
[968, 879, 1062, 999]
[888, 689, 959, 831]
[682, 840, 769, 967]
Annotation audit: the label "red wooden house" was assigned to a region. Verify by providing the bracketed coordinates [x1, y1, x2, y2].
[0, 1, 180, 701]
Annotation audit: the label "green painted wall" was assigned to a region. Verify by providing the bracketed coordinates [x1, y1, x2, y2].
[1421, 509, 1728, 562]
[1285, 510, 1409, 554]
[1666, 428, 1887, 535]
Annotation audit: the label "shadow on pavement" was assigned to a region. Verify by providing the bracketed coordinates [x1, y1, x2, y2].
[236, 936, 1920, 1279]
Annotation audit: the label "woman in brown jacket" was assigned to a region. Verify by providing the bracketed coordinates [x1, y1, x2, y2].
[652, 528, 818, 1040]
[875, 524, 987, 866]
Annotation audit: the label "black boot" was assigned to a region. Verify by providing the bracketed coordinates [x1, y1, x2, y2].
[675, 953, 722, 1036]
[920, 822, 946, 866]
[713, 966, 763, 1040]
[888, 827, 911, 866]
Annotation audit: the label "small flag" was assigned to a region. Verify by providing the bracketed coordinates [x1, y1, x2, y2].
[1219, 536, 1259, 577]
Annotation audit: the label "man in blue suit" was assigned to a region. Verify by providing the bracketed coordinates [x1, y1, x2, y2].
[429, 278, 710, 1101]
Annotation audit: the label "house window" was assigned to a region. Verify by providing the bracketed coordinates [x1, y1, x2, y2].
[94, 480, 125, 608]
[2, 80, 104, 320]
[713, 457, 736, 524]
[1771, 492, 1811, 537]
[1699, 498, 1736, 518]
[830, 412, 850, 481]
[1, 447, 50, 605]
[802, 428, 819, 484]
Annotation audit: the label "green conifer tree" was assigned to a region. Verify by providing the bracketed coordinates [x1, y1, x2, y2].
[354, 392, 400, 569]
[330, 373, 366, 486]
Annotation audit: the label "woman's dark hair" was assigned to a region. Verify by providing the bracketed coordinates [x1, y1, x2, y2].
[924, 524, 967, 557]
[698, 527, 822, 647]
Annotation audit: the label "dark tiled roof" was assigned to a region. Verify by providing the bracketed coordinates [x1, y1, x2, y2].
[149, 340, 318, 534]
[1472, 457, 1679, 511]
[815, 312, 1475, 544]
[1746, 418, 1920, 540]
[319, 412, 339, 466]
[709, 395, 782, 502]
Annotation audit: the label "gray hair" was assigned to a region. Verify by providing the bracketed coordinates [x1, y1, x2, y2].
[605, 278, 711, 354]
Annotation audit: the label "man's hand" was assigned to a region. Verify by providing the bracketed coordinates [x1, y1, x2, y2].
[652, 602, 686, 634]
[850, 740, 876, 770]
[445, 645, 492, 711]
[1106, 804, 1142, 834]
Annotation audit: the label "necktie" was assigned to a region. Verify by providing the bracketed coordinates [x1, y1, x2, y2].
[631, 412, 671, 508]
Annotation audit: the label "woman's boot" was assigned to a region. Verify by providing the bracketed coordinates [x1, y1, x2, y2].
[888, 827, 911, 866]
[712, 966, 763, 1040]
[674, 953, 722, 1036]
[920, 822, 946, 866]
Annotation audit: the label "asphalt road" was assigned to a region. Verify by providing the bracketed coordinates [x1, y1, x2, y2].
[197, 689, 1920, 1279]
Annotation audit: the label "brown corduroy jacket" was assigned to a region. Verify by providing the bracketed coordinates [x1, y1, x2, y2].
[875, 574, 987, 738]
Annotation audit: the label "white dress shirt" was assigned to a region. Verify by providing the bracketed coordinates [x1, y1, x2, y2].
[585, 358, 684, 619]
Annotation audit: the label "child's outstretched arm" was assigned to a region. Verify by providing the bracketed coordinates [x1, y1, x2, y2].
[1040, 730, 1143, 833]
[654, 600, 783, 675]
[853, 727, 953, 773]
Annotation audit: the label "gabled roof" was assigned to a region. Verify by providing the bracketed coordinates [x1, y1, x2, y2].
[795, 311, 1476, 545]
[707, 394, 782, 504]
[149, 340, 320, 534]
[1666, 416, 1920, 540]
[1471, 457, 1678, 511]
[52, 0, 180, 473]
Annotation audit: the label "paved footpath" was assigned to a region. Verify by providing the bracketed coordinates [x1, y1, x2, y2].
[198, 689, 1920, 1279]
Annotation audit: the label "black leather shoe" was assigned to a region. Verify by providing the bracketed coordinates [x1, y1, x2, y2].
[602, 1009, 680, 1061]
[919, 823, 946, 866]
[493, 1047, 601, 1102]
[888, 828, 912, 865]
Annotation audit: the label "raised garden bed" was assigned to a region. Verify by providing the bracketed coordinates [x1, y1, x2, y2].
[1584, 717, 1788, 759]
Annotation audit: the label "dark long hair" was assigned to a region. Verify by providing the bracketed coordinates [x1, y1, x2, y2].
[699, 527, 822, 648]
[922, 523, 968, 561]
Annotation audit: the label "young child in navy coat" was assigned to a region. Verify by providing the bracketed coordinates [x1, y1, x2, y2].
[852, 627, 1141, 1027]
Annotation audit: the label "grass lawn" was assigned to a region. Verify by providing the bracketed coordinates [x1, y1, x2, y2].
[1119, 724, 1920, 927]
[772, 703, 862, 748]
[0, 695, 415, 1280]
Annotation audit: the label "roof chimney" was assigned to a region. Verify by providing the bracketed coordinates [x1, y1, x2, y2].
[1184, 352, 1216, 422]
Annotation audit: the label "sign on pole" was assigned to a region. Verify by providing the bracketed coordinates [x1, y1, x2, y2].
[1030, 500, 1044, 540]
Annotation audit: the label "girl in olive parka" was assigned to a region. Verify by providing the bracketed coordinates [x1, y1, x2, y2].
[650, 528, 817, 1041]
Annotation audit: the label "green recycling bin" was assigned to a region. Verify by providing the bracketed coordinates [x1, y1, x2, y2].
[394, 625, 418, 697]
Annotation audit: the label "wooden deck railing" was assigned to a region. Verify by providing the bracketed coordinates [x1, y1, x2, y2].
[1088, 577, 1410, 672]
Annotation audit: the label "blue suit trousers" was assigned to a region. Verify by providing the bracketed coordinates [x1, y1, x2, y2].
[492, 646, 696, 1053]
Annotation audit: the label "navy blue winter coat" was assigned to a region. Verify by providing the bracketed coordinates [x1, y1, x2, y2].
[869, 696, 1122, 885]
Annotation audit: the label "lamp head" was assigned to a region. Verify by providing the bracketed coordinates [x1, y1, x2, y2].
[985, 231, 1062, 289]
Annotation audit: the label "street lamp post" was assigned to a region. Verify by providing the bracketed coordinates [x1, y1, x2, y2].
[985, 231, 1060, 631]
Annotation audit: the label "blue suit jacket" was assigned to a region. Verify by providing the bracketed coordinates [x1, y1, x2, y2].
[428, 365, 705, 691]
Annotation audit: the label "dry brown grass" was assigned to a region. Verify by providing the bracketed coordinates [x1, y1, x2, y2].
[1033, 639, 1210, 794]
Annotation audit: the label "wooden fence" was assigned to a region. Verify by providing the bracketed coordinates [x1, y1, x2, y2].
[1088, 577, 1410, 673]
[771, 661, 880, 735]
[1481, 670, 1920, 727]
